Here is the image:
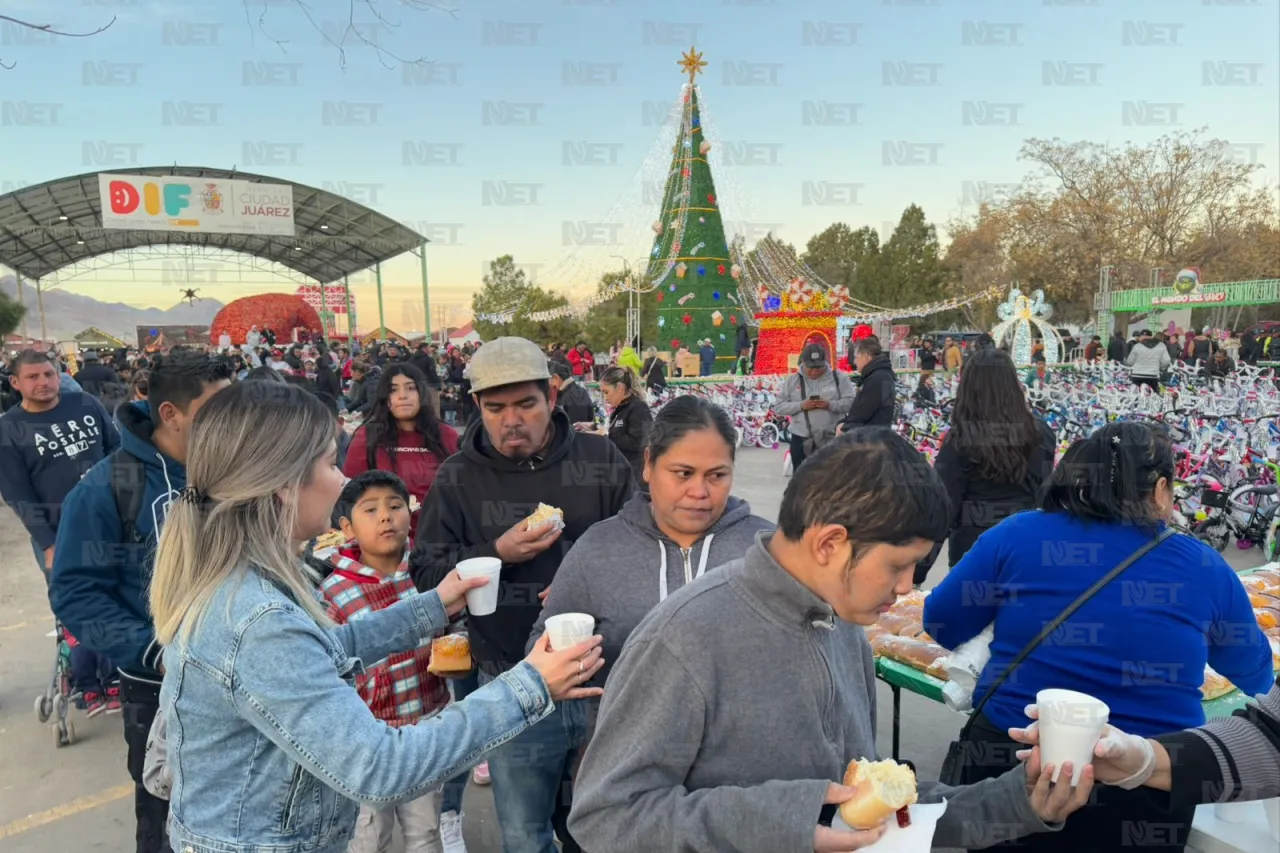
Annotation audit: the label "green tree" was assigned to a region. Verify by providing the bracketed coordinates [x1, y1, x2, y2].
[0, 289, 26, 338]
[644, 84, 748, 364]
[470, 256, 583, 347]
[800, 223, 884, 303]
[881, 205, 947, 306]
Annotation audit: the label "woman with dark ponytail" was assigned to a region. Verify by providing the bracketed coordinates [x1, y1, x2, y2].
[596, 365, 653, 490]
[924, 421, 1274, 853]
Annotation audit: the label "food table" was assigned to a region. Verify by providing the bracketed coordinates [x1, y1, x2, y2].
[1188, 801, 1280, 853]
[875, 658, 1257, 762]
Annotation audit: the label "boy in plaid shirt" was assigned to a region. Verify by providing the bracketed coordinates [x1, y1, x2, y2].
[320, 470, 454, 853]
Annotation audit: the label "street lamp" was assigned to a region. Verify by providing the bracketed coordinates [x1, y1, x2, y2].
[610, 255, 647, 349]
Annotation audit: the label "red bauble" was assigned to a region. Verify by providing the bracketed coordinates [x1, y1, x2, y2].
[851, 323, 874, 342]
[707, 194, 716, 205]
[682, 313, 693, 325]
[656, 293, 664, 302]
[717, 263, 726, 275]
[211, 293, 324, 346]
[671, 338, 681, 349]
[729, 315, 738, 325]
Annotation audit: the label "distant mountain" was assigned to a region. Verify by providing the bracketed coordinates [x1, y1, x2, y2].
[0, 275, 222, 343]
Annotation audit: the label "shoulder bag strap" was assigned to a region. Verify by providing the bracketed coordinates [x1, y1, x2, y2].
[961, 527, 1176, 734]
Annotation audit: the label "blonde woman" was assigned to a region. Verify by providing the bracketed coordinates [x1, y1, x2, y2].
[149, 381, 605, 853]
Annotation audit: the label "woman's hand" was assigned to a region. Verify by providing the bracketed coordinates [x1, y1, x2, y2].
[524, 631, 605, 701]
[1011, 705, 1161, 789]
[1019, 745, 1094, 824]
[434, 570, 490, 618]
[812, 783, 887, 851]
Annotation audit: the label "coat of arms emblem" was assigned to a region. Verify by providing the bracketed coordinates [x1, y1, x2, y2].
[201, 184, 224, 214]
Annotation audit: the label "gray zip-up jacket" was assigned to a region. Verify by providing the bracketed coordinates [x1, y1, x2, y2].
[774, 367, 856, 437]
[1125, 339, 1172, 378]
[527, 492, 773, 687]
[570, 532, 1066, 853]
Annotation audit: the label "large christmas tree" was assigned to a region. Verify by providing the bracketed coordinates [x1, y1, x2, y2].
[645, 49, 748, 370]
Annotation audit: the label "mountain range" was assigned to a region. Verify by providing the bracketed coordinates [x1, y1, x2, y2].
[0, 275, 222, 343]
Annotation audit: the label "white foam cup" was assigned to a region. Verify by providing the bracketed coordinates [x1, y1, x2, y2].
[545, 613, 595, 651]
[455, 557, 502, 616]
[1035, 689, 1109, 786]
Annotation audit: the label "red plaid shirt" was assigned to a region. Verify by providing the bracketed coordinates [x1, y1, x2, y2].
[319, 545, 449, 727]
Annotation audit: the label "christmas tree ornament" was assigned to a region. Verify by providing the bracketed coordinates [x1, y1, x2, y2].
[681, 167, 691, 178]
[652, 220, 663, 235]
[671, 338, 681, 349]
[707, 193, 716, 205]
[683, 138, 692, 149]
[730, 263, 742, 279]
[729, 315, 738, 325]
[669, 284, 677, 291]
[690, 241, 705, 255]
[719, 333, 726, 340]
[682, 313, 693, 325]
[678, 292, 696, 306]
[675, 262, 688, 278]
[711, 310, 724, 327]
[764, 295, 782, 311]
[656, 293, 664, 302]
[697, 264, 706, 276]
[712, 291, 721, 300]
[699, 140, 711, 154]
[673, 241, 681, 252]
[717, 263, 726, 275]
[658, 316, 665, 327]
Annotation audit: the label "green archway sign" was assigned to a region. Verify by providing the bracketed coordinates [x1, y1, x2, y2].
[1097, 277, 1280, 337]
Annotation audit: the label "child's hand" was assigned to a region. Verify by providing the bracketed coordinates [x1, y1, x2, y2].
[435, 570, 490, 617]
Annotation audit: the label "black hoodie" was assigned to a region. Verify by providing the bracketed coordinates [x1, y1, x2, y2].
[409, 407, 635, 672]
[840, 353, 897, 429]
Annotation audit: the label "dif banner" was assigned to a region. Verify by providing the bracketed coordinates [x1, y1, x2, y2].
[99, 174, 295, 236]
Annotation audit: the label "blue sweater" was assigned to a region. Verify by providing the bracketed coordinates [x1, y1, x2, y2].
[924, 511, 1274, 737]
[0, 393, 119, 549]
[50, 402, 185, 684]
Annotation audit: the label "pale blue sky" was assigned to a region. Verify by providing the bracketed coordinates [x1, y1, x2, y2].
[1, 0, 1276, 332]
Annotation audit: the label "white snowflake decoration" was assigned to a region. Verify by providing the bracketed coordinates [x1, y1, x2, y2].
[991, 288, 1063, 364]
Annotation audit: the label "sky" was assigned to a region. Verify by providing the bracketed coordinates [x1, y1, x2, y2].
[0, 0, 1277, 336]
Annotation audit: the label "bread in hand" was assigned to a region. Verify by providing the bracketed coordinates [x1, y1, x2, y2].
[526, 503, 564, 532]
[427, 635, 472, 674]
[1200, 666, 1235, 701]
[840, 759, 919, 829]
[313, 530, 345, 551]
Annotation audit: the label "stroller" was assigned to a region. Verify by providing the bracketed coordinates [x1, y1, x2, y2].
[33, 621, 120, 747]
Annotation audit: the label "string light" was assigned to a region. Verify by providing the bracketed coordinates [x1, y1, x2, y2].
[991, 288, 1063, 364]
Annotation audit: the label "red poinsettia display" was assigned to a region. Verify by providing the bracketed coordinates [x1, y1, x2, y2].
[211, 293, 324, 346]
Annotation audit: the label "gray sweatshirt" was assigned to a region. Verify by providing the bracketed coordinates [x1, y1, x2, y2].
[774, 367, 856, 437]
[527, 492, 773, 686]
[1125, 339, 1172, 378]
[570, 532, 1064, 853]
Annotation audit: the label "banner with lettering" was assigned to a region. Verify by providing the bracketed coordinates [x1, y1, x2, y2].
[99, 174, 295, 236]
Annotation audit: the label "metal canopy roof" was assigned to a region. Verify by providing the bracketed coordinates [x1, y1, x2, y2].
[0, 166, 426, 283]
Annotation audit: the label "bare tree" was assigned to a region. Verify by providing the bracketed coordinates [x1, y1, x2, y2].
[0, 13, 116, 70]
[243, 0, 457, 70]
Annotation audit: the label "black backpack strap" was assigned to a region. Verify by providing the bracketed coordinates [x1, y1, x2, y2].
[108, 450, 147, 544]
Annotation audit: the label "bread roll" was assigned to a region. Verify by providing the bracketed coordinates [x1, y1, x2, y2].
[839, 759, 919, 829]
[427, 635, 472, 675]
[864, 624, 889, 645]
[1241, 576, 1270, 594]
[876, 613, 915, 635]
[892, 590, 928, 611]
[1250, 569, 1280, 590]
[868, 630, 894, 656]
[878, 636, 950, 679]
[526, 503, 564, 532]
[1200, 667, 1235, 701]
[1255, 606, 1280, 631]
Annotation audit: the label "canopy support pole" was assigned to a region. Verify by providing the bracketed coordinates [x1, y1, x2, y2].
[343, 275, 353, 340]
[375, 262, 386, 342]
[419, 242, 431, 342]
[35, 278, 47, 344]
[16, 274, 29, 342]
[319, 279, 329, 344]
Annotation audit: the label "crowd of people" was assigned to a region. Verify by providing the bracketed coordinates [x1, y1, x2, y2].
[1, 326, 1278, 853]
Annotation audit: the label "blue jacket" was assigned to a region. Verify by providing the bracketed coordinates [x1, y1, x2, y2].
[50, 401, 185, 684]
[164, 569, 553, 853]
[924, 511, 1275, 737]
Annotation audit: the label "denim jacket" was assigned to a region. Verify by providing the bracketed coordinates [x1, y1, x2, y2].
[161, 566, 553, 853]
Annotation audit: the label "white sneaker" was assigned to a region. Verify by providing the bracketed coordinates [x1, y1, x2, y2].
[440, 810, 467, 853]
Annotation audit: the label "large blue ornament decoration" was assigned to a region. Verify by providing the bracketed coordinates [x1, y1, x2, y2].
[764, 295, 782, 312]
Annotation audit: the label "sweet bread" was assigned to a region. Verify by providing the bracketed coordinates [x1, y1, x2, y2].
[877, 636, 950, 680]
[840, 759, 918, 829]
[313, 530, 345, 551]
[526, 503, 564, 532]
[1255, 606, 1280, 631]
[1200, 667, 1235, 701]
[427, 635, 472, 675]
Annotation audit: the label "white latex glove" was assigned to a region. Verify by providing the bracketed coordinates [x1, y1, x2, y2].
[1010, 704, 1156, 789]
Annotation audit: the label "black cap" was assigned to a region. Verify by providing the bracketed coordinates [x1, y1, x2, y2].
[1138, 328, 1152, 337]
[801, 343, 827, 368]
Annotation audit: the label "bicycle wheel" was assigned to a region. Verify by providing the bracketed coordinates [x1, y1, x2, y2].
[757, 422, 780, 448]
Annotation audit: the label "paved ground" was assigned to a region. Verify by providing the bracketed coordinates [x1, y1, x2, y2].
[0, 445, 1266, 852]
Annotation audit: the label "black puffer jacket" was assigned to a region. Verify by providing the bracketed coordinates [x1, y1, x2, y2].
[840, 354, 897, 429]
[607, 393, 654, 487]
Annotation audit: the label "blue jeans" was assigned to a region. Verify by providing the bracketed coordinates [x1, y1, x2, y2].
[479, 673, 587, 853]
[439, 669, 479, 815]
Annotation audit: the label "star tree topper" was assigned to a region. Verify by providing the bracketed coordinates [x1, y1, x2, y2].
[679, 48, 707, 83]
